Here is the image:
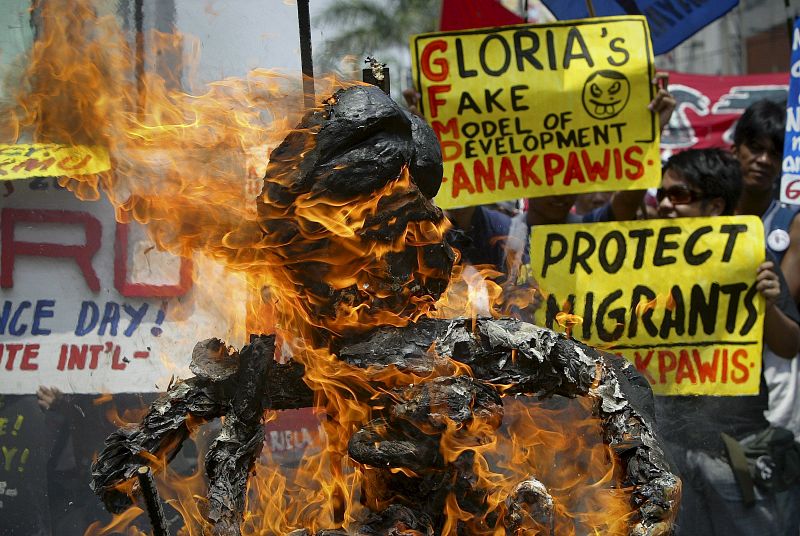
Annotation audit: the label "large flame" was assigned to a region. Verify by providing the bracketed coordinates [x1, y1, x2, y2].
[4, 1, 636, 534]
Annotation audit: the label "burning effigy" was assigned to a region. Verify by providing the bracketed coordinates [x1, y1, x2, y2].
[1, 2, 679, 534]
[89, 84, 679, 536]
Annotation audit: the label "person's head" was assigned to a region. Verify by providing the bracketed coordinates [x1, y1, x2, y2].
[527, 194, 578, 225]
[574, 191, 613, 215]
[658, 148, 742, 218]
[732, 99, 785, 193]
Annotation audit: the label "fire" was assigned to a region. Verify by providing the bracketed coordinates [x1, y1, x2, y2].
[4, 1, 657, 534]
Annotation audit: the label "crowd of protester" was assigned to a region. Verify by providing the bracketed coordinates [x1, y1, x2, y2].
[407, 84, 800, 535]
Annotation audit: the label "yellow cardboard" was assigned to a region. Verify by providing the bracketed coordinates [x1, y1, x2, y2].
[411, 16, 661, 209]
[530, 216, 765, 396]
[0, 143, 110, 180]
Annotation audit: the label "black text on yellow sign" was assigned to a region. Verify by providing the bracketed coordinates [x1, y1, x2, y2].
[411, 16, 661, 209]
[530, 217, 765, 396]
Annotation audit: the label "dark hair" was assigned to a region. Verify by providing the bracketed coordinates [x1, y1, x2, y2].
[663, 148, 742, 215]
[732, 99, 786, 153]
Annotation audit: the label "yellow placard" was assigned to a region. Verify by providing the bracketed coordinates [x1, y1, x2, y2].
[0, 143, 110, 180]
[411, 16, 661, 209]
[530, 217, 765, 396]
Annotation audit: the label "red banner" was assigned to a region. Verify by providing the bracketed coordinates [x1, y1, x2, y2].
[662, 71, 789, 155]
[439, 0, 524, 31]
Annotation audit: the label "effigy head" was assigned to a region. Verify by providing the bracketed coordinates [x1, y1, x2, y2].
[257, 84, 453, 334]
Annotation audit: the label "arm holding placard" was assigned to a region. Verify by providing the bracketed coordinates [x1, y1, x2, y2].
[609, 75, 677, 221]
[779, 217, 800, 304]
[757, 260, 800, 359]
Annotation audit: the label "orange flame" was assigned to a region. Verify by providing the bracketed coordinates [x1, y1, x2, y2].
[3, 2, 644, 534]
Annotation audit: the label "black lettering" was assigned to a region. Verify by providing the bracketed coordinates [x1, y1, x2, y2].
[545, 293, 575, 330]
[562, 27, 594, 68]
[570, 231, 596, 274]
[510, 85, 529, 111]
[628, 285, 658, 338]
[582, 291, 594, 339]
[688, 283, 719, 336]
[719, 224, 748, 262]
[545, 294, 559, 330]
[514, 30, 542, 70]
[555, 129, 580, 148]
[593, 124, 609, 145]
[457, 92, 481, 115]
[515, 117, 532, 135]
[462, 122, 480, 138]
[607, 37, 630, 67]
[720, 282, 749, 333]
[497, 118, 511, 136]
[596, 289, 625, 342]
[481, 120, 498, 137]
[546, 30, 557, 70]
[629, 228, 654, 269]
[609, 123, 625, 143]
[464, 140, 477, 158]
[480, 34, 511, 76]
[523, 135, 537, 151]
[684, 225, 712, 265]
[577, 128, 589, 146]
[484, 88, 506, 113]
[739, 282, 760, 336]
[540, 132, 555, 149]
[541, 233, 568, 277]
[456, 39, 477, 78]
[659, 285, 686, 339]
[653, 226, 681, 266]
[599, 230, 626, 273]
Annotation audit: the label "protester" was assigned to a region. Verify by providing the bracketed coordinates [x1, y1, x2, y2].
[732, 100, 800, 444]
[572, 191, 612, 215]
[733, 100, 800, 300]
[654, 148, 800, 536]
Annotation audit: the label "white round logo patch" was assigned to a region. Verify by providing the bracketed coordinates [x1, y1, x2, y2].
[767, 229, 791, 252]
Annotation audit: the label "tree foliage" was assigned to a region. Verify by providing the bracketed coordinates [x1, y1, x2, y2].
[314, 0, 442, 75]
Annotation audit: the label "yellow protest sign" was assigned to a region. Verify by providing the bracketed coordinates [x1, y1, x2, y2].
[0, 143, 110, 180]
[530, 217, 765, 396]
[411, 16, 661, 209]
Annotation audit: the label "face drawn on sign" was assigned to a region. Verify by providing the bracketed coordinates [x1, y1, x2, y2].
[582, 70, 631, 120]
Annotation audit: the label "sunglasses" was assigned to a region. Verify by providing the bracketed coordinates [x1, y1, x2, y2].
[656, 185, 706, 205]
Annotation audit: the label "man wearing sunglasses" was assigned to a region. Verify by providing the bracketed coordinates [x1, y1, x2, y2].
[655, 148, 800, 536]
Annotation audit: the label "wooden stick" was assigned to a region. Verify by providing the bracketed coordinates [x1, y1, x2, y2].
[296, 0, 316, 110]
[136, 466, 169, 536]
[585, 0, 596, 18]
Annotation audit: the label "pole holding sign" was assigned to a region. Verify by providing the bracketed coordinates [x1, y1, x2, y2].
[530, 216, 765, 396]
[411, 16, 660, 209]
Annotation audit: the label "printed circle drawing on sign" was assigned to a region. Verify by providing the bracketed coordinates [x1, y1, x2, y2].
[582, 70, 631, 120]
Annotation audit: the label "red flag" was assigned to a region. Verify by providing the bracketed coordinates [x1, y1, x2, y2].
[439, 0, 524, 31]
[662, 71, 788, 154]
